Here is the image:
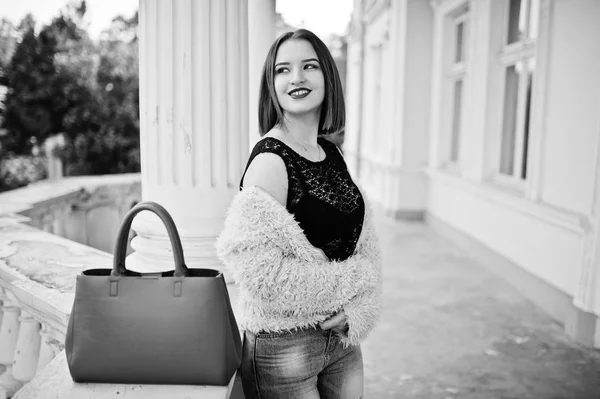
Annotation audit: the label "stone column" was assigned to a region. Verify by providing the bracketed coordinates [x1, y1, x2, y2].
[128, 0, 250, 273]
[248, 0, 276, 150]
[43, 135, 65, 181]
[383, 0, 433, 220]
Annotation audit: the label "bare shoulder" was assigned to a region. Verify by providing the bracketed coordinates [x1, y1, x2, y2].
[243, 151, 288, 206]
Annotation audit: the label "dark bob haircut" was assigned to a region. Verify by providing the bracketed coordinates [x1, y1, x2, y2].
[258, 29, 345, 136]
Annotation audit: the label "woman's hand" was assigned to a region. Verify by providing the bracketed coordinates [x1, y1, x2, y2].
[319, 310, 348, 334]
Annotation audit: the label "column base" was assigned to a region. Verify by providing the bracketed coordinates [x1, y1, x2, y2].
[125, 211, 226, 274]
[566, 308, 598, 348]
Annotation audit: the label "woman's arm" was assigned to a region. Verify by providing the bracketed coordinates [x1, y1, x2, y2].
[333, 207, 383, 346]
[216, 187, 379, 317]
[318, 195, 383, 346]
[242, 152, 288, 206]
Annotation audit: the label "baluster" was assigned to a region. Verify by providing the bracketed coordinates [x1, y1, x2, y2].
[36, 325, 60, 373]
[12, 310, 41, 384]
[0, 290, 23, 399]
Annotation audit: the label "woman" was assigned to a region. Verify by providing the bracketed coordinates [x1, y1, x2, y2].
[216, 29, 382, 399]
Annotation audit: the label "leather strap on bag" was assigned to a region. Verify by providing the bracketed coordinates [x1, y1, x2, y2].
[112, 201, 187, 277]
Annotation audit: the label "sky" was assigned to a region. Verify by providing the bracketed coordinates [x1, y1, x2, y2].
[276, 0, 353, 38]
[0, 0, 353, 39]
[0, 0, 138, 38]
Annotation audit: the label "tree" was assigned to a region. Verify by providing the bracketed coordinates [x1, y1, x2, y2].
[0, 17, 19, 152]
[42, 0, 99, 143]
[1, 17, 57, 154]
[75, 11, 140, 175]
[0, 13, 37, 80]
[0, 2, 99, 155]
[1, 1, 141, 177]
[0, 18, 18, 83]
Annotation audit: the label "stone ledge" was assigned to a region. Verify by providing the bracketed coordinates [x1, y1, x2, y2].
[9, 278, 73, 338]
[0, 220, 110, 294]
[13, 351, 235, 399]
[0, 174, 140, 216]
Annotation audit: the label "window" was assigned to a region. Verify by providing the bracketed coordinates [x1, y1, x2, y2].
[499, 0, 539, 180]
[446, 10, 468, 165]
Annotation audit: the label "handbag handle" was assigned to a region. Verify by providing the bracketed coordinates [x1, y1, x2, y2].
[112, 201, 187, 278]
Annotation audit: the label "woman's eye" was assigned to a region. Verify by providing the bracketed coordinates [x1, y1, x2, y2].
[305, 64, 319, 70]
[275, 67, 289, 74]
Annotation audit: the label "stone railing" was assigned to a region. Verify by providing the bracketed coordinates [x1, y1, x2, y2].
[0, 175, 239, 398]
[0, 175, 141, 398]
[4, 174, 142, 254]
[0, 218, 108, 398]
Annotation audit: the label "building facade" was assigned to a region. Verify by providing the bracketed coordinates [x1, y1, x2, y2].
[345, 0, 600, 347]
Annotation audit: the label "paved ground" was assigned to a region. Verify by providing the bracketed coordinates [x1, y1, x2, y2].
[230, 213, 600, 398]
[362, 215, 600, 398]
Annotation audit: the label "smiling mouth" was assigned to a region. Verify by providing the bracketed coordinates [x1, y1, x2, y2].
[288, 88, 311, 99]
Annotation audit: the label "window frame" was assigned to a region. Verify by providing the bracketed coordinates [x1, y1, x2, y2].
[439, 4, 470, 173]
[492, 0, 540, 189]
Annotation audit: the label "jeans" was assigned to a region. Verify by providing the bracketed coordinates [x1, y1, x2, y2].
[241, 327, 363, 399]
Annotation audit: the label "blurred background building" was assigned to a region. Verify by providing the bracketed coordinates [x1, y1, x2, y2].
[344, 0, 600, 348]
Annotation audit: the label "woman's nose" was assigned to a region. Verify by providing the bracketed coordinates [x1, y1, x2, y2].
[290, 69, 305, 85]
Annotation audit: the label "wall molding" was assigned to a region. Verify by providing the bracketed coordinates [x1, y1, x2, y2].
[427, 169, 586, 235]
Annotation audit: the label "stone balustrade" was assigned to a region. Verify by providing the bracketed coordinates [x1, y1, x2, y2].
[0, 176, 239, 398]
[0, 212, 104, 399]
[5, 174, 142, 254]
[0, 289, 24, 398]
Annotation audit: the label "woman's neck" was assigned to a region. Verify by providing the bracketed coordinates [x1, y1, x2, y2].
[280, 113, 320, 147]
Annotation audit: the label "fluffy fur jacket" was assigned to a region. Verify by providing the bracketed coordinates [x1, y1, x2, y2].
[215, 186, 382, 347]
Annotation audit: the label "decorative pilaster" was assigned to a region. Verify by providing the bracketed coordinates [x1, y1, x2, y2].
[248, 0, 276, 149]
[344, 0, 367, 178]
[128, 0, 250, 272]
[572, 95, 600, 348]
[347, 0, 432, 219]
[0, 291, 23, 398]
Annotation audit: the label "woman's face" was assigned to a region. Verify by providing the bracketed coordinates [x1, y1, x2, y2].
[273, 39, 325, 119]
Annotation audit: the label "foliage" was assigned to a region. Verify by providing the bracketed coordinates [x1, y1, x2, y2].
[1, 23, 58, 154]
[0, 155, 47, 192]
[0, 18, 18, 83]
[0, 1, 140, 185]
[83, 11, 140, 175]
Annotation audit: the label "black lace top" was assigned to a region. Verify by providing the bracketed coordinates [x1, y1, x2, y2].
[240, 137, 365, 261]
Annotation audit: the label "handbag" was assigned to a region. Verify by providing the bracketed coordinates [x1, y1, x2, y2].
[64, 201, 242, 385]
